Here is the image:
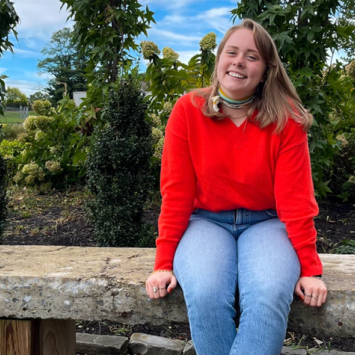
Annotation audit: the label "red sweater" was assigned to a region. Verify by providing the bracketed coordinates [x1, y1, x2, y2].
[155, 92, 322, 277]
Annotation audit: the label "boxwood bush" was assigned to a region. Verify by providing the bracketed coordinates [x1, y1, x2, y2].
[0, 125, 8, 242]
[86, 83, 153, 247]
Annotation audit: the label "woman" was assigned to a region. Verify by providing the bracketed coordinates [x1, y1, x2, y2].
[146, 19, 327, 355]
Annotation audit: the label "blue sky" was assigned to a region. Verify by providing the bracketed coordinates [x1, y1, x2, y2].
[1, 0, 238, 97]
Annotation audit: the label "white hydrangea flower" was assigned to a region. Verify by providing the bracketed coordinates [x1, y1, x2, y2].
[141, 41, 160, 60]
[35, 130, 47, 142]
[23, 116, 37, 131]
[162, 47, 179, 61]
[45, 161, 63, 174]
[35, 115, 54, 131]
[200, 32, 217, 51]
[13, 171, 24, 184]
[154, 137, 165, 160]
[163, 102, 173, 113]
[152, 127, 164, 145]
[151, 114, 162, 128]
[336, 134, 349, 147]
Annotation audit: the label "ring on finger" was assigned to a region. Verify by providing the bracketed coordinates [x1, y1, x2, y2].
[304, 294, 312, 297]
[312, 295, 319, 300]
[153, 287, 158, 293]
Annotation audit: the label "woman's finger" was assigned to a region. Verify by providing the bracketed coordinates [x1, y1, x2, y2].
[159, 284, 168, 297]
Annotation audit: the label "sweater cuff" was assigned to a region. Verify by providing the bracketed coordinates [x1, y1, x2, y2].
[154, 242, 177, 271]
[296, 244, 323, 277]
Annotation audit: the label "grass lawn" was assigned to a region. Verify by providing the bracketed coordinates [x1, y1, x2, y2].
[0, 111, 35, 124]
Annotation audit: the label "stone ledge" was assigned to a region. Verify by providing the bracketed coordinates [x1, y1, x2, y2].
[0, 246, 354, 337]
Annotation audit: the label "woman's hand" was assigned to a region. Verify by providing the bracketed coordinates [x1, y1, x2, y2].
[146, 271, 177, 299]
[294, 277, 327, 307]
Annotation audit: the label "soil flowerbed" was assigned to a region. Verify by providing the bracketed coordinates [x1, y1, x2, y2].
[2, 187, 355, 353]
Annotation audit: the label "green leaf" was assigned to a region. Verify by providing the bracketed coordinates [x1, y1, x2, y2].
[72, 150, 87, 166]
[307, 31, 314, 42]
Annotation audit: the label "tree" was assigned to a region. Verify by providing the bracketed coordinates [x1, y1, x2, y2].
[29, 91, 50, 106]
[38, 27, 88, 105]
[338, 0, 355, 62]
[0, 0, 19, 116]
[5, 86, 28, 106]
[231, 0, 355, 197]
[60, 0, 156, 87]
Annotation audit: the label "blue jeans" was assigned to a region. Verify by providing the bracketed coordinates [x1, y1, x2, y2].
[173, 208, 300, 355]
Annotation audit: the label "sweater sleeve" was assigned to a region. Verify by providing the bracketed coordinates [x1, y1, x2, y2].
[274, 120, 322, 277]
[154, 96, 197, 271]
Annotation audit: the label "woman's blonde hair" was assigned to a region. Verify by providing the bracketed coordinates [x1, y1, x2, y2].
[194, 19, 312, 132]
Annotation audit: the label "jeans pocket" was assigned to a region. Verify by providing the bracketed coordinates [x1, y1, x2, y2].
[265, 209, 278, 218]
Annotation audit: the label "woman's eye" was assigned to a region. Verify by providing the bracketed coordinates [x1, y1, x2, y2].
[227, 51, 235, 55]
[248, 56, 257, 60]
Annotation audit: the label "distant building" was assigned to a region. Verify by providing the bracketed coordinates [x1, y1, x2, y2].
[73, 91, 87, 107]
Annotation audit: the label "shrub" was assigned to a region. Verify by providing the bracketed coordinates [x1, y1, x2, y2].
[0, 139, 25, 178]
[335, 239, 355, 254]
[13, 96, 89, 187]
[0, 124, 25, 142]
[330, 131, 355, 201]
[0, 127, 8, 242]
[86, 83, 153, 247]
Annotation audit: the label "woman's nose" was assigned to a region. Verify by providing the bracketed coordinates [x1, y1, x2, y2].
[233, 55, 245, 68]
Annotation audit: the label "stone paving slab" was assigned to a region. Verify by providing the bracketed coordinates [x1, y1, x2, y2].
[129, 333, 185, 355]
[76, 333, 128, 354]
[281, 347, 355, 355]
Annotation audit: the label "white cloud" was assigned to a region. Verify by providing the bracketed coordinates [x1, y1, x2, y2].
[0, 68, 7, 75]
[203, 7, 232, 18]
[13, 48, 40, 58]
[13, 0, 73, 41]
[161, 15, 188, 26]
[197, 7, 234, 34]
[148, 28, 201, 43]
[22, 38, 42, 50]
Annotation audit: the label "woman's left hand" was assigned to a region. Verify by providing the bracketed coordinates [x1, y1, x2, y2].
[294, 277, 327, 307]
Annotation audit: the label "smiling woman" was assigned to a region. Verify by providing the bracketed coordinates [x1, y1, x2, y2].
[146, 18, 327, 355]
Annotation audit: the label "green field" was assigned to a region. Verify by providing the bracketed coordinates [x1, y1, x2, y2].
[0, 111, 35, 124]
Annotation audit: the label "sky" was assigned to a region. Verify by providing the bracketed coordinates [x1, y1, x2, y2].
[0, 0, 238, 97]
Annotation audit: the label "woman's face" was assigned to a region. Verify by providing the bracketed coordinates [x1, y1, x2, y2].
[217, 28, 267, 100]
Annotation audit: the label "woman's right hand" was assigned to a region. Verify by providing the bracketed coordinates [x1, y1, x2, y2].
[146, 271, 177, 299]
